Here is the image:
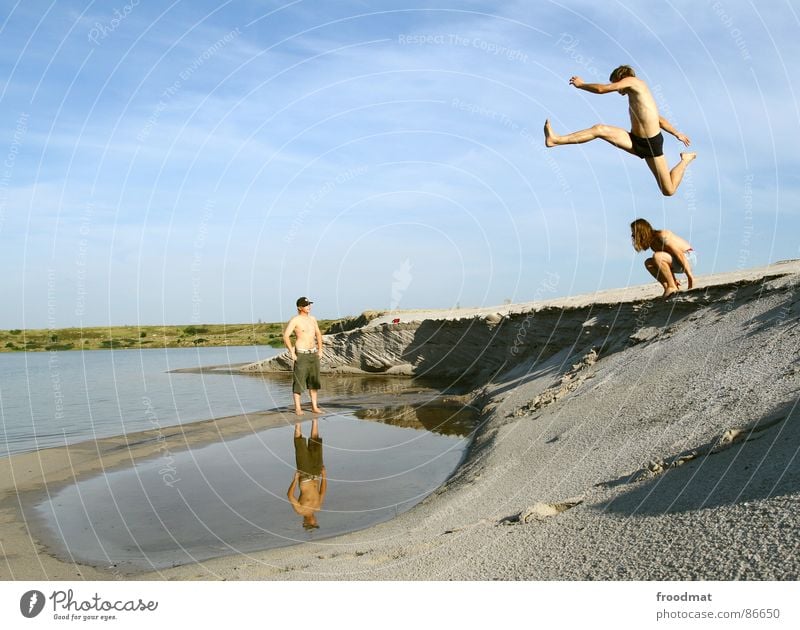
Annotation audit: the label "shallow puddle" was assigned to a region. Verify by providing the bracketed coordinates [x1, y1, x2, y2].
[354, 401, 479, 436]
[28, 406, 477, 572]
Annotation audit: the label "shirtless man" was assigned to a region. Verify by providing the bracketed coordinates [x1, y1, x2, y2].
[630, 218, 696, 298]
[282, 297, 323, 415]
[544, 65, 696, 196]
[287, 418, 327, 530]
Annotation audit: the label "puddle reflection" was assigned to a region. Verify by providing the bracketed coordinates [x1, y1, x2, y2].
[288, 419, 327, 530]
[26, 413, 470, 572]
[355, 402, 479, 437]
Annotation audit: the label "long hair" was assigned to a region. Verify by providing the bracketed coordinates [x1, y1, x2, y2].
[610, 65, 636, 83]
[630, 218, 655, 252]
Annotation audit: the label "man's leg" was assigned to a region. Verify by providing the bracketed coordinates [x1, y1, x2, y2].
[308, 355, 322, 413]
[295, 422, 302, 438]
[310, 417, 319, 440]
[650, 252, 679, 296]
[645, 154, 697, 197]
[309, 389, 322, 414]
[544, 120, 633, 151]
[293, 392, 304, 415]
[292, 356, 309, 415]
[644, 257, 668, 290]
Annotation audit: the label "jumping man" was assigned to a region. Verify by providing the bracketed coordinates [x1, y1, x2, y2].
[544, 65, 696, 196]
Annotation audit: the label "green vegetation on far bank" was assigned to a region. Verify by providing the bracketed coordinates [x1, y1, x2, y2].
[0, 318, 359, 353]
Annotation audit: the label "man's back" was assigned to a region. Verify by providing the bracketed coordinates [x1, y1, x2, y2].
[651, 229, 692, 254]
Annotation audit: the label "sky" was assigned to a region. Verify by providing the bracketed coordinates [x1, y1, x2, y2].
[1, 0, 799, 328]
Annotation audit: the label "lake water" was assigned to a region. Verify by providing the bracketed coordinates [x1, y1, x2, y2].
[0, 346, 284, 458]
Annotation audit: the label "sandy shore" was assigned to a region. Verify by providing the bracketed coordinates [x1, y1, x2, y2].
[3, 260, 799, 580]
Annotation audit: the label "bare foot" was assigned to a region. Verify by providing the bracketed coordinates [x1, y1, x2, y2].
[680, 152, 697, 163]
[662, 287, 679, 298]
[294, 408, 305, 416]
[544, 119, 557, 147]
[311, 407, 324, 414]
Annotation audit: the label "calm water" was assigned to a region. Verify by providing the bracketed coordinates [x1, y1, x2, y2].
[0, 346, 283, 458]
[28, 414, 468, 571]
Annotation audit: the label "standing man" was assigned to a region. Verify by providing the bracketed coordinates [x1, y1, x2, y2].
[544, 65, 696, 196]
[283, 297, 323, 415]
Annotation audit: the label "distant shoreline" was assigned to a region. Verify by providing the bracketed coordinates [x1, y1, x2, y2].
[0, 320, 344, 353]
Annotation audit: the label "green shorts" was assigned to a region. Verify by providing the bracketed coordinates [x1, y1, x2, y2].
[293, 352, 321, 394]
[294, 436, 323, 479]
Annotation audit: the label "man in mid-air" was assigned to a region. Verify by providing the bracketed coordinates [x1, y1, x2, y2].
[544, 65, 696, 196]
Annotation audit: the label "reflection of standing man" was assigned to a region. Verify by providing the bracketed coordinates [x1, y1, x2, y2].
[287, 418, 327, 530]
[282, 297, 323, 416]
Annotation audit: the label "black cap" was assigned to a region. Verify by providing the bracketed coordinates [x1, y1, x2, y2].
[296, 297, 313, 307]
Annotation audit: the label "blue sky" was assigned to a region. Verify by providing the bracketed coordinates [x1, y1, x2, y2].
[1, 0, 799, 328]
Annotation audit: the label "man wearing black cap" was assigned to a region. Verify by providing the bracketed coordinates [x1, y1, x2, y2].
[282, 297, 323, 415]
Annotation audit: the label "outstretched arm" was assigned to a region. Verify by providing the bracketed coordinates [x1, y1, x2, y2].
[570, 75, 634, 94]
[659, 116, 691, 147]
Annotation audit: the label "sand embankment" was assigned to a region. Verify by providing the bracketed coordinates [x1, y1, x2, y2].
[3, 261, 799, 580]
[243, 262, 800, 384]
[166, 261, 800, 579]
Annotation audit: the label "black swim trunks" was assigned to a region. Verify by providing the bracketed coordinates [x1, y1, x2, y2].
[629, 131, 664, 159]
